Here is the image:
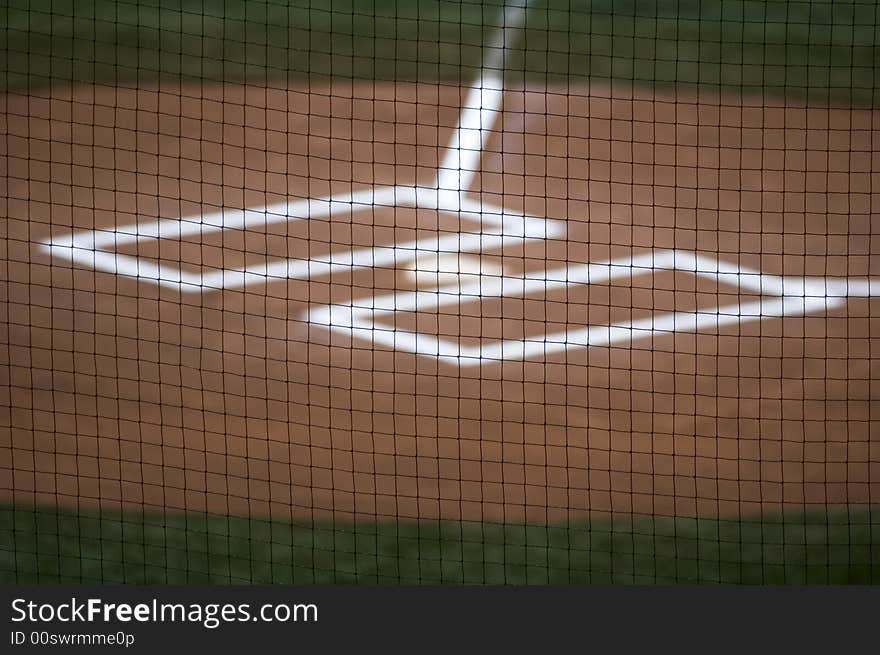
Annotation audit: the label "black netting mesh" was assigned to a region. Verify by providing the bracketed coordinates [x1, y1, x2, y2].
[1, 0, 878, 583]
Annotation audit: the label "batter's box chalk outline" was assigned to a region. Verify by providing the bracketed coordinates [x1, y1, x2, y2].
[42, 1, 544, 292]
[309, 249, 878, 365]
[40, 0, 879, 365]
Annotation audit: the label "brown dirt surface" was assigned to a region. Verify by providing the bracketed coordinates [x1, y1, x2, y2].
[1, 80, 878, 521]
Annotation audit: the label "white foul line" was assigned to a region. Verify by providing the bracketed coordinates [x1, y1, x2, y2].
[39, 0, 879, 365]
[437, 0, 529, 193]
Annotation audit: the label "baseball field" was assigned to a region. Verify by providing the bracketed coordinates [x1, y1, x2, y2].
[1, 0, 878, 583]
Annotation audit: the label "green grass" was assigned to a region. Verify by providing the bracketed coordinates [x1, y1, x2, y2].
[1, 503, 877, 584]
[2, 0, 877, 104]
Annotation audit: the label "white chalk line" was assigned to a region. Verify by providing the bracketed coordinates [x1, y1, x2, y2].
[319, 298, 843, 364]
[308, 250, 867, 365]
[42, 0, 543, 292]
[44, 186, 564, 290]
[39, 0, 879, 364]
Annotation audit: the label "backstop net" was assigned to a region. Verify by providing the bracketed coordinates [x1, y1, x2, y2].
[1, 0, 878, 583]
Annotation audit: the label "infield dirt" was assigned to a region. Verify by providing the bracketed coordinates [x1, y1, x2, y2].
[2, 80, 878, 521]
